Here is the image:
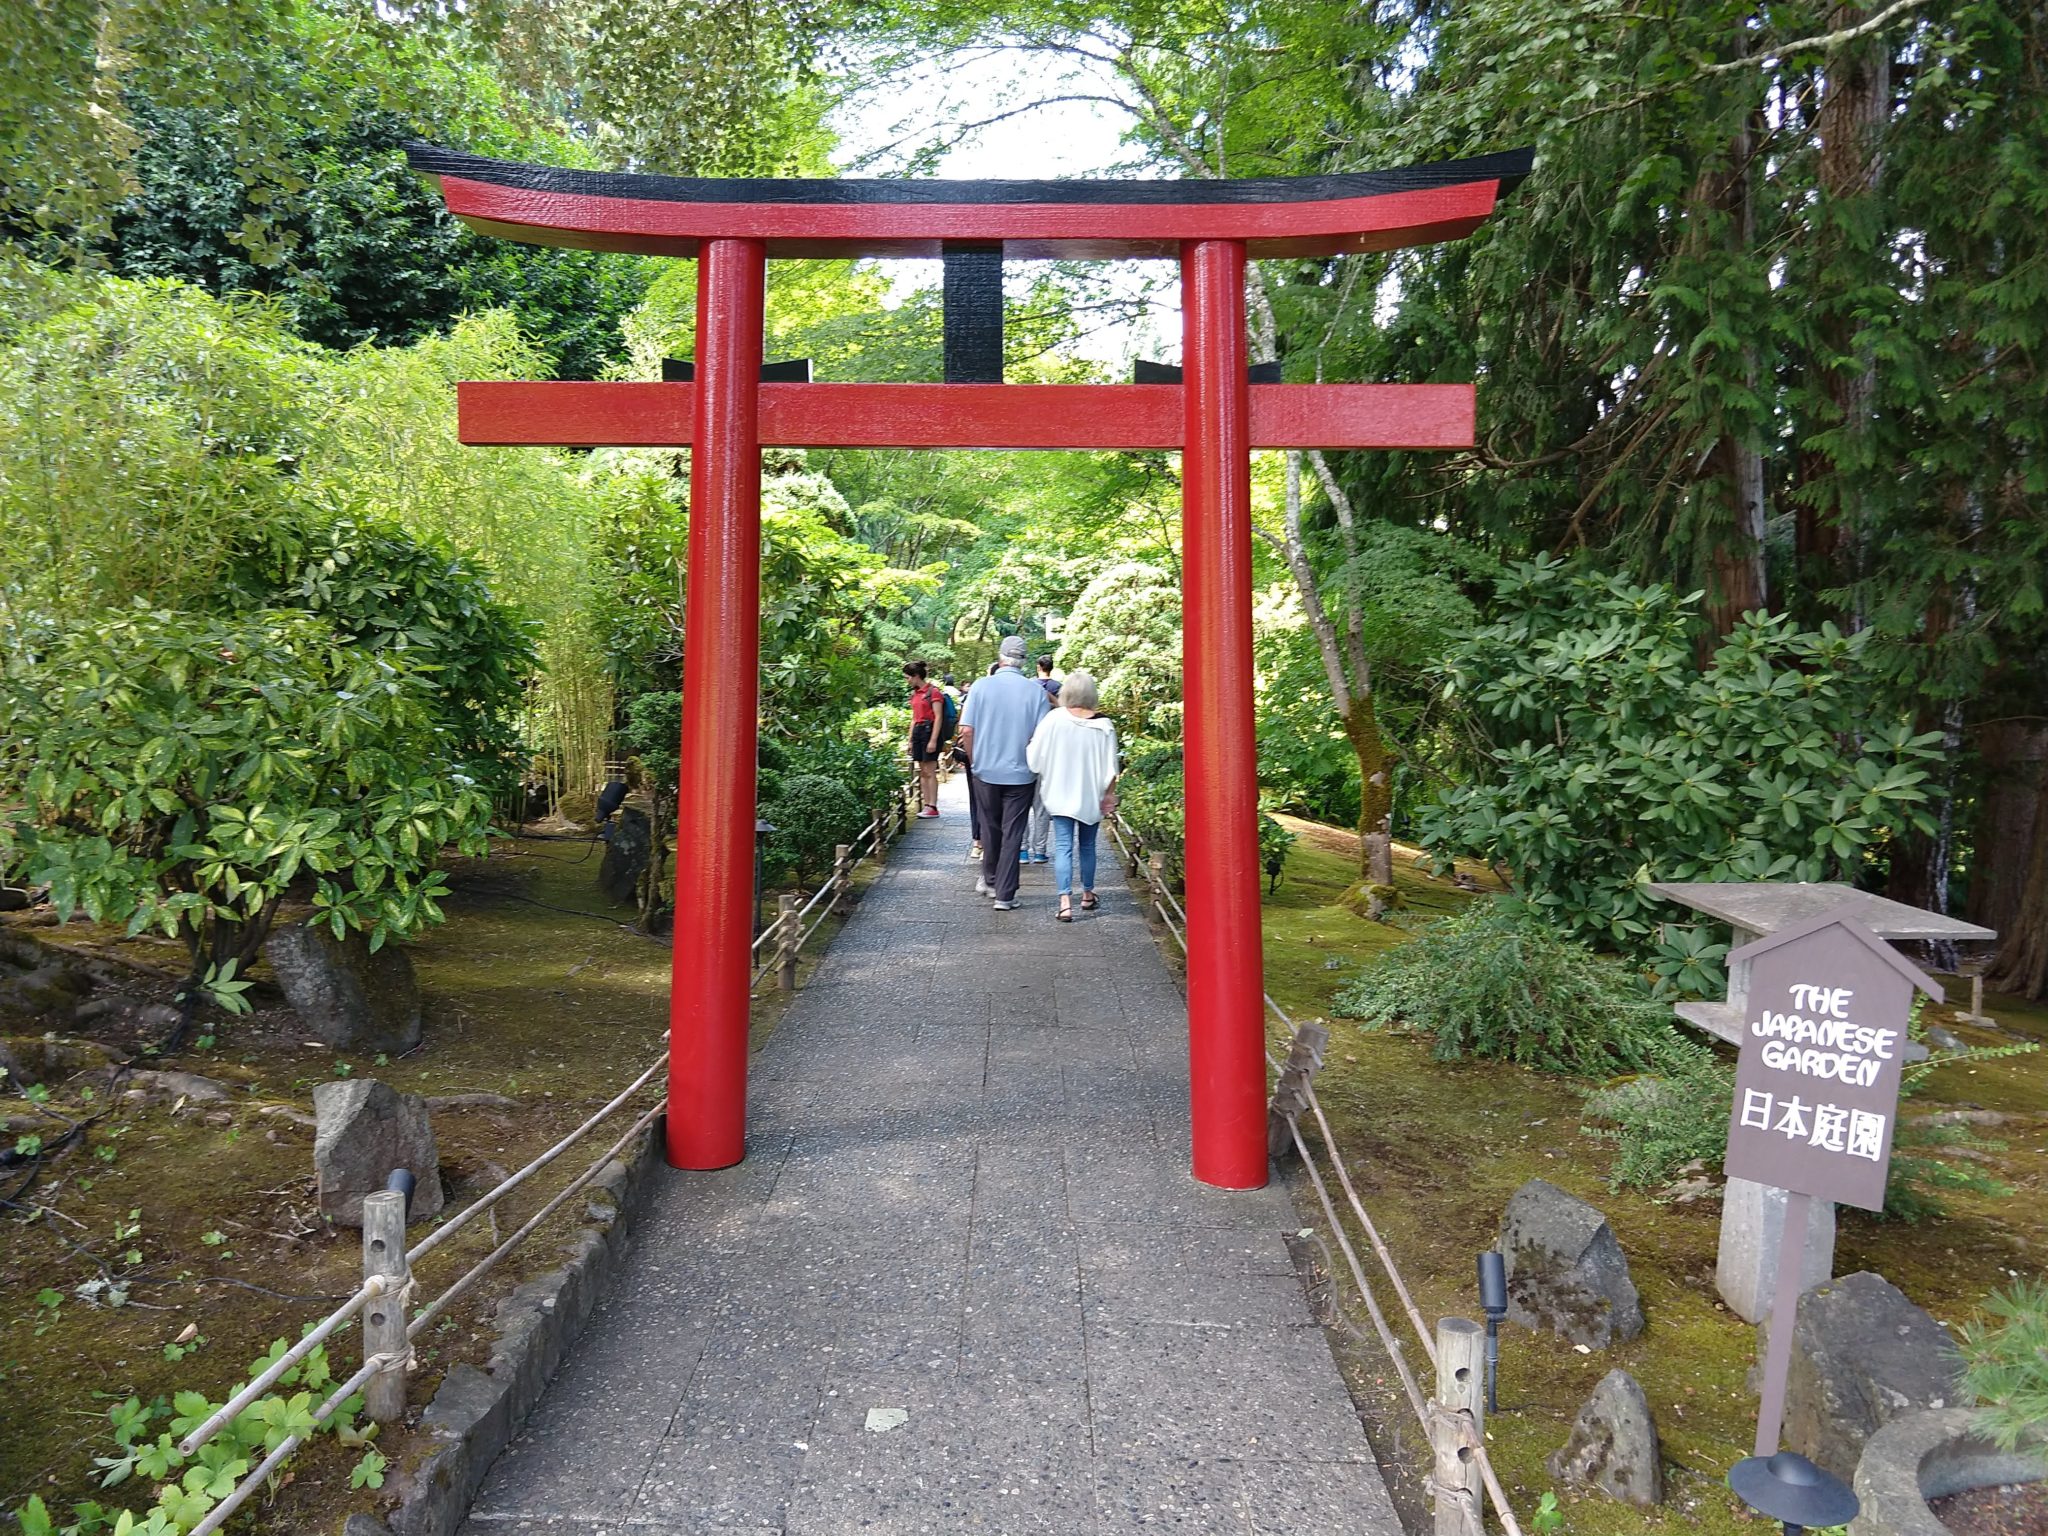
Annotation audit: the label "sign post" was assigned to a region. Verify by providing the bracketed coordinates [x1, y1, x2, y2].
[1719, 905, 1940, 1532]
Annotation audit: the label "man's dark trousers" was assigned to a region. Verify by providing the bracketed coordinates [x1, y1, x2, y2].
[974, 778, 1036, 902]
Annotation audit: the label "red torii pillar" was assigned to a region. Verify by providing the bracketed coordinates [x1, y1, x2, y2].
[409, 142, 1530, 1188]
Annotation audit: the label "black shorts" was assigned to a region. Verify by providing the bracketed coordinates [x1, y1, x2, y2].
[910, 721, 941, 764]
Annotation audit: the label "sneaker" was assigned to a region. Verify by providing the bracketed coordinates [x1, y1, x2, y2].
[992, 899, 1016, 911]
[1030, 853, 1049, 863]
[968, 844, 982, 860]
[918, 807, 939, 818]
[974, 878, 992, 896]
[1019, 850, 1030, 864]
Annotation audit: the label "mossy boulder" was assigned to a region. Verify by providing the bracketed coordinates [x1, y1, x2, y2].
[1500, 1177, 1646, 1348]
[1339, 879, 1400, 921]
[265, 921, 422, 1054]
[1549, 1368, 1664, 1506]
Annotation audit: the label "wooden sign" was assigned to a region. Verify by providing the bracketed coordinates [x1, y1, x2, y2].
[1723, 907, 1938, 1213]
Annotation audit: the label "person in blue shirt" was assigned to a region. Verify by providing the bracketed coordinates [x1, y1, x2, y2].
[956, 636, 1050, 910]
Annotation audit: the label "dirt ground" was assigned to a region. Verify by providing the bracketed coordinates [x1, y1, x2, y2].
[0, 832, 864, 1531]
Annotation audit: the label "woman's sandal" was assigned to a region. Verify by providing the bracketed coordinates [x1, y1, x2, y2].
[1080, 892, 1099, 911]
[1056, 899, 1074, 923]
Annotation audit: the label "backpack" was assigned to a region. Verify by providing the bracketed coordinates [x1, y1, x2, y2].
[936, 688, 960, 743]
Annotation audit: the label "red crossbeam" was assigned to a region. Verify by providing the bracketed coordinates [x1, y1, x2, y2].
[441, 174, 1506, 261]
[457, 382, 1474, 451]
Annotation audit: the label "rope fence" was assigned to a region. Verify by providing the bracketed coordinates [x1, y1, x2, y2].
[175, 780, 916, 1535]
[750, 784, 904, 994]
[1107, 811, 1526, 1536]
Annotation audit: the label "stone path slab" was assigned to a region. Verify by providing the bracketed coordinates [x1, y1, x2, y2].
[462, 775, 1401, 1535]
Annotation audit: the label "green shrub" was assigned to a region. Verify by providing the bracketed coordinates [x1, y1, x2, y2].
[1117, 750, 1186, 884]
[1957, 1281, 2048, 1454]
[1420, 558, 1944, 989]
[238, 517, 537, 799]
[1331, 905, 1695, 1077]
[0, 608, 491, 1036]
[777, 736, 906, 815]
[1583, 1055, 1735, 1189]
[763, 773, 866, 885]
[843, 703, 911, 755]
[1112, 745, 1293, 900]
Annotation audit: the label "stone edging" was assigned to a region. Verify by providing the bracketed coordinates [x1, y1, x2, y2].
[1849, 1406, 2046, 1536]
[351, 1113, 668, 1536]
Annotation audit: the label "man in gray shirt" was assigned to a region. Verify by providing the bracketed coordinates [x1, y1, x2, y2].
[957, 635, 1050, 909]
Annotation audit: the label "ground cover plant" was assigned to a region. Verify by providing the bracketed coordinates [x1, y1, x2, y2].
[1331, 904, 1707, 1078]
[0, 832, 881, 1531]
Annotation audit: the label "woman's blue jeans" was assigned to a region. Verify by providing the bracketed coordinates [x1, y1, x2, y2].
[1051, 816, 1098, 897]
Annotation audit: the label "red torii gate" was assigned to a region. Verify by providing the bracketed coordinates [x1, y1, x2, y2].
[409, 144, 1529, 1191]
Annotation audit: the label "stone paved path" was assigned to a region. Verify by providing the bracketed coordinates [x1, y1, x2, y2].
[463, 776, 1402, 1535]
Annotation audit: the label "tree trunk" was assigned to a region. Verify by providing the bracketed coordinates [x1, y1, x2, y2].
[1985, 807, 2048, 1000]
[1973, 721, 2048, 998]
[1695, 103, 1769, 639]
[1702, 427, 1769, 638]
[1342, 697, 1392, 860]
[1795, 6, 1891, 616]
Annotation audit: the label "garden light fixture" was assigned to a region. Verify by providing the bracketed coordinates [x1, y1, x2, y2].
[1477, 1250, 1508, 1412]
[1728, 1449, 1859, 1536]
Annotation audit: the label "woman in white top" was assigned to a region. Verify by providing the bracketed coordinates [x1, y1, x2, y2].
[1024, 669, 1120, 922]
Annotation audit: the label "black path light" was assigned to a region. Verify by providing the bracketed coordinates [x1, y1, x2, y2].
[1728, 1451, 1860, 1536]
[1477, 1250, 1508, 1412]
[385, 1167, 417, 1219]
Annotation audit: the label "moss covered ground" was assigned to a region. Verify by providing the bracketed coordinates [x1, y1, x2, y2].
[0, 832, 871, 1529]
[1235, 823, 2048, 1536]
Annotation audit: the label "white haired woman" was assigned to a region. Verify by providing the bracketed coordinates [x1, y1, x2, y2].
[1023, 669, 1119, 921]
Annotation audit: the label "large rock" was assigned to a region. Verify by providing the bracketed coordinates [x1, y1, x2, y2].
[312, 1079, 444, 1227]
[1, 1034, 119, 1089]
[596, 807, 651, 905]
[1549, 1369, 1663, 1506]
[0, 962, 90, 1026]
[1761, 1271, 1962, 1481]
[265, 922, 422, 1054]
[1499, 1178, 1645, 1348]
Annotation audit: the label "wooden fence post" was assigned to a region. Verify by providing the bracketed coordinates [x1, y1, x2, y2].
[1431, 1317, 1486, 1536]
[361, 1190, 409, 1425]
[896, 785, 910, 835]
[830, 844, 852, 916]
[1147, 853, 1167, 893]
[875, 800, 890, 854]
[1124, 822, 1141, 877]
[776, 893, 799, 992]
